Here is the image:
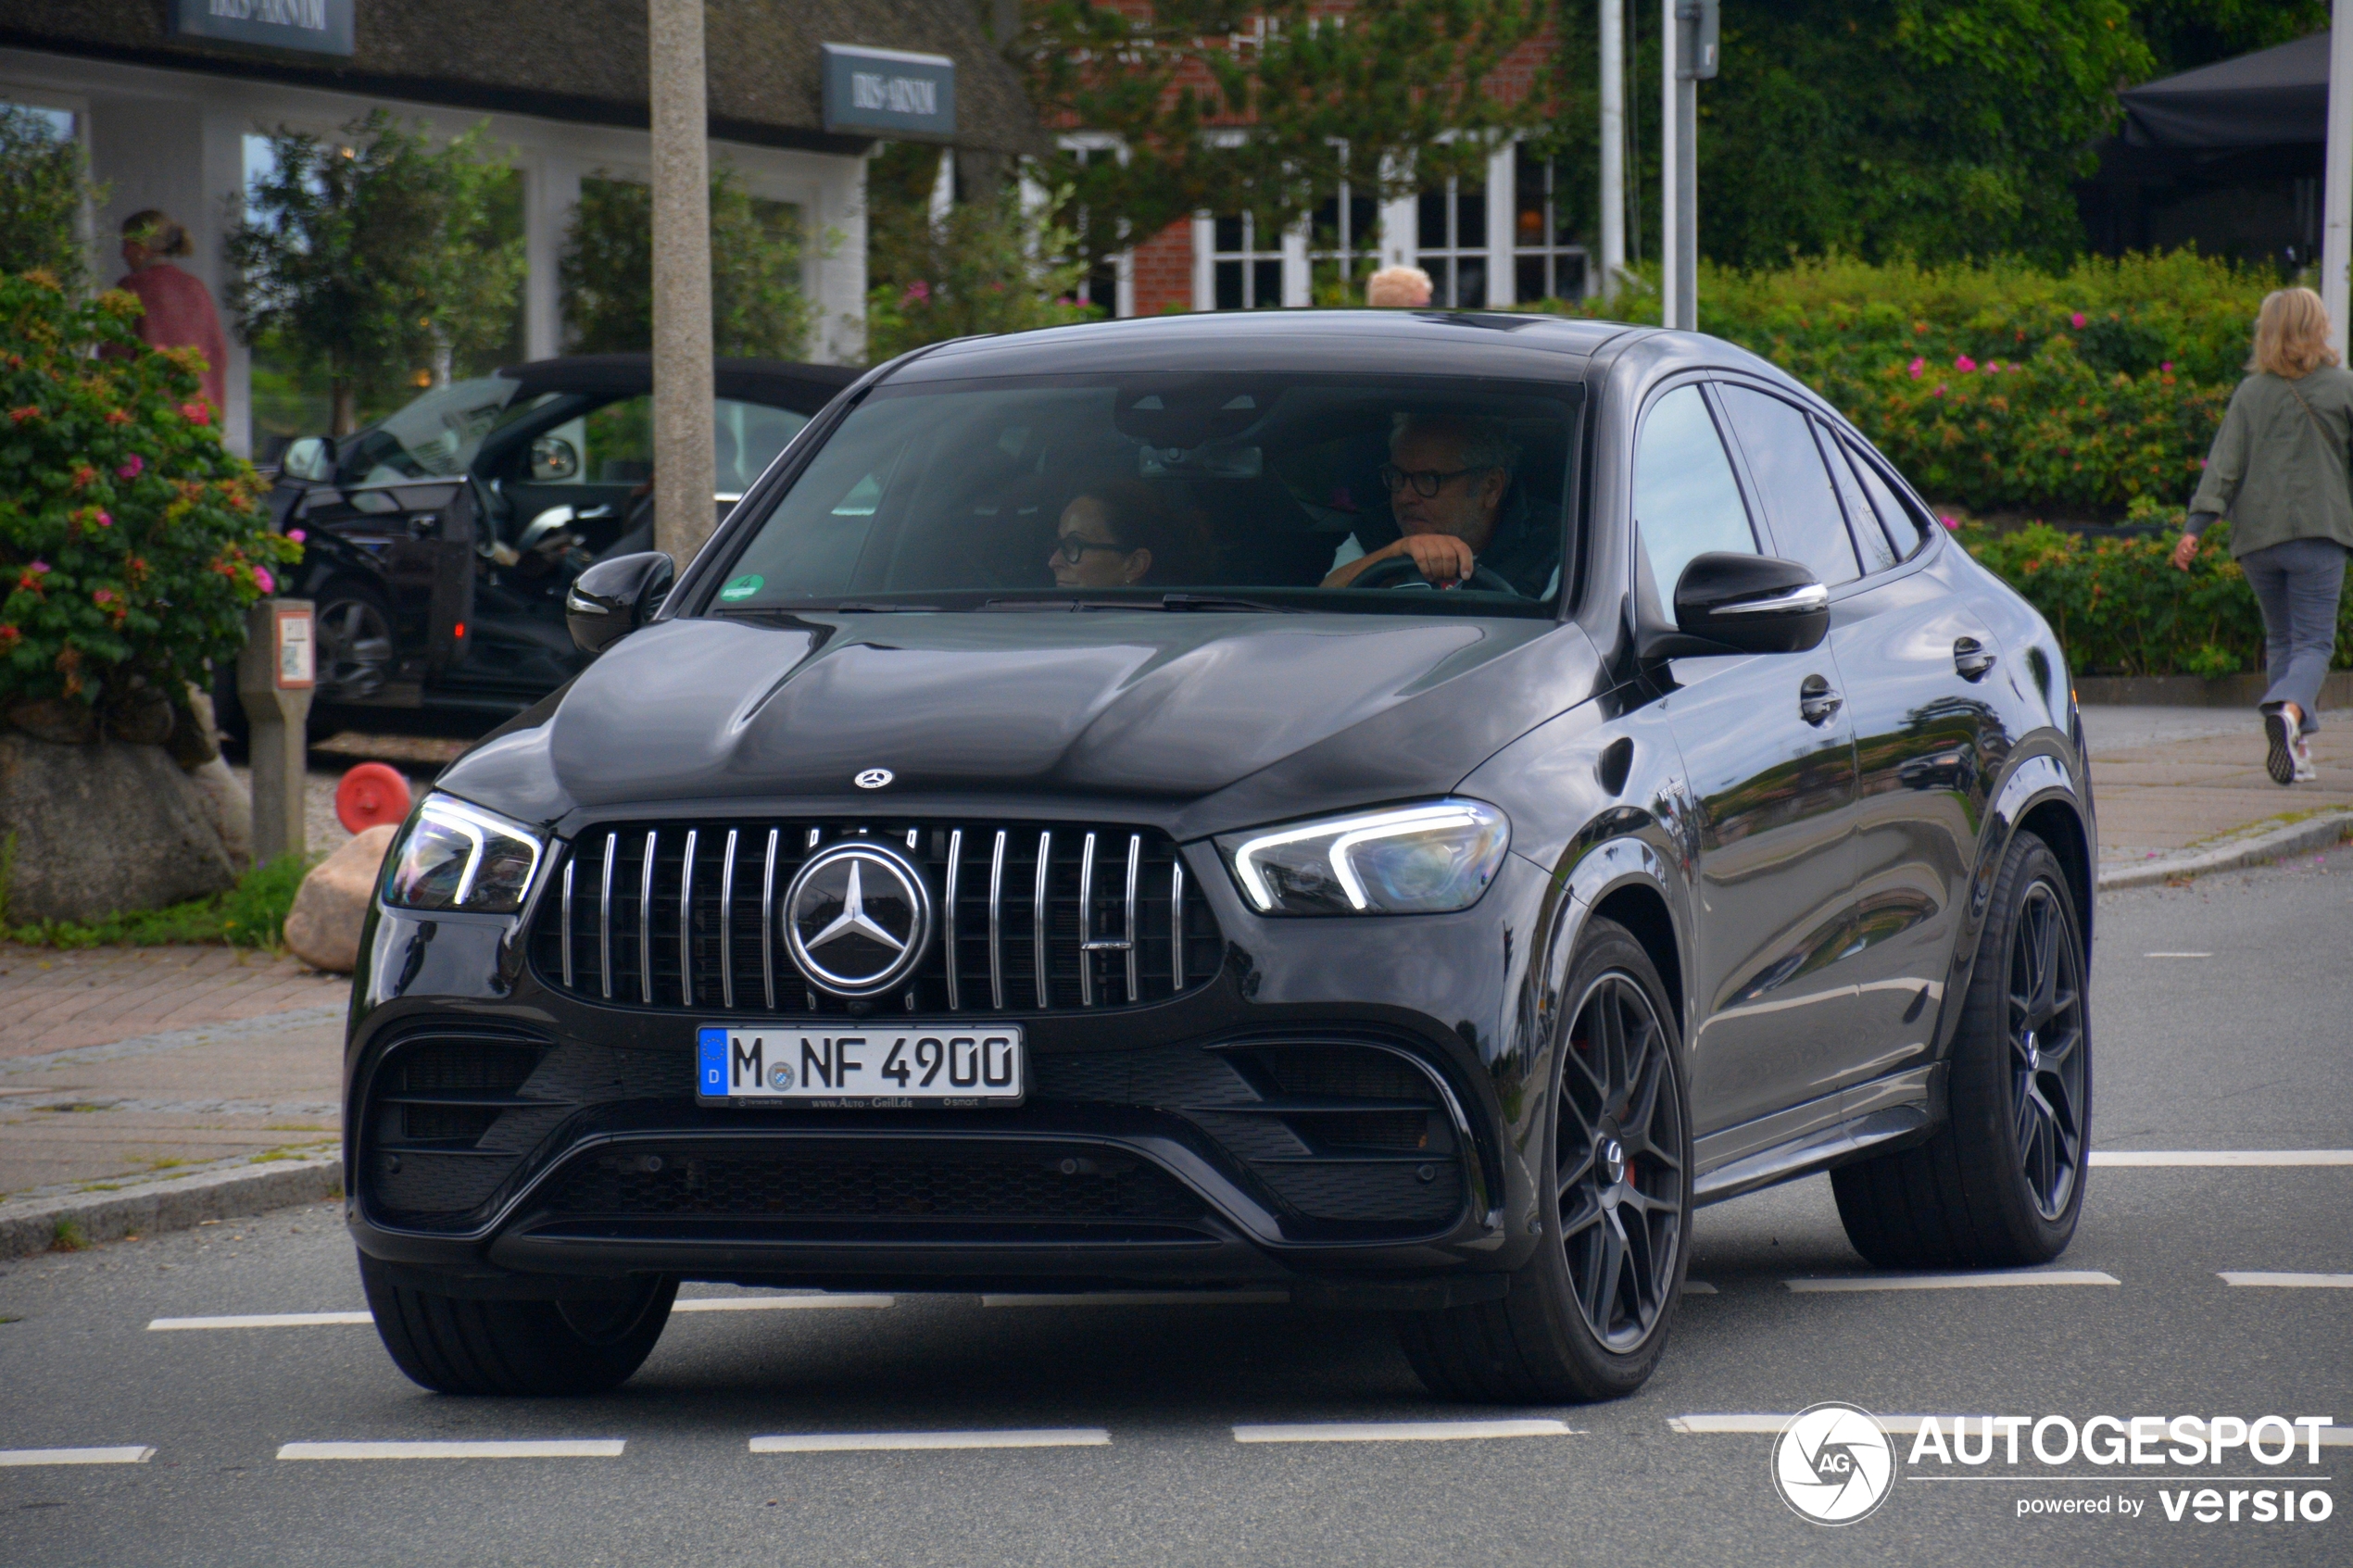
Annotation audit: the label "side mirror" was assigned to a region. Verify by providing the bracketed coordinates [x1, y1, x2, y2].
[566, 550, 674, 656]
[530, 434, 581, 482]
[281, 436, 334, 483]
[1671, 552, 1830, 655]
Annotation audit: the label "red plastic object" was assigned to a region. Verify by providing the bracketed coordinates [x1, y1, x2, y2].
[335, 762, 413, 834]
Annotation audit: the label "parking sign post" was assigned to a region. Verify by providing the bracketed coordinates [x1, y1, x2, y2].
[235, 598, 314, 866]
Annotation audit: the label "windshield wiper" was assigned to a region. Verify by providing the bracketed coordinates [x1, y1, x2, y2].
[1154, 593, 1300, 613]
[979, 594, 1301, 614]
[827, 601, 942, 613]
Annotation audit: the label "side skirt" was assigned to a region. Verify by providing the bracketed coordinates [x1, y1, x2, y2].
[1692, 1063, 1944, 1208]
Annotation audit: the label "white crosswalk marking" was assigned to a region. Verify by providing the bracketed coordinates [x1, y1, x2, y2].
[2219, 1272, 2353, 1288]
[148, 1311, 373, 1330]
[278, 1440, 624, 1461]
[1233, 1420, 1575, 1444]
[2091, 1149, 2353, 1166]
[750, 1429, 1108, 1452]
[672, 1295, 894, 1312]
[0, 1447, 154, 1466]
[1783, 1270, 2118, 1292]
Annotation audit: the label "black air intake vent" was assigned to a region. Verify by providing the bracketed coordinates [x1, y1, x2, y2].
[529, 820, 1223, 1016]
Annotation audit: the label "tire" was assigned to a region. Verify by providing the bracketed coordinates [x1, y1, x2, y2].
[1831, 830, 2091, 1270]
[312, 581, 397, 706]
[359, 1251, 676, 1396]
[1396, 917, 1692, 1403]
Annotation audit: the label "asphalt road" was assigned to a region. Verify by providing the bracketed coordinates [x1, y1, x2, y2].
[4, 847, 2350, 1567]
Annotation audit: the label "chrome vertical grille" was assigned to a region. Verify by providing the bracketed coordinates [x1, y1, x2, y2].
[532, 818, 1222, 1016]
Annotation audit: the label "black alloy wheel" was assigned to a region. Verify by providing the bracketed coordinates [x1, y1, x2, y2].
[2007, 879, 2087, 1220]
[1396, 916, 1692, 1403]
[1556, 972, 1687, 1350]
[314, 585, 395, 703]
[1831, 830, 2093, 1269]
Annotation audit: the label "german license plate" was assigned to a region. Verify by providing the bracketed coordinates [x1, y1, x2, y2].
[696, 1024, 1025, 1107]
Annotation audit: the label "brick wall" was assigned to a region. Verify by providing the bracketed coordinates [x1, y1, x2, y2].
[1130, 220, 1195, 315]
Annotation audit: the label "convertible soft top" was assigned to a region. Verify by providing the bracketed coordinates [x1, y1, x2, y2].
[496, 353, 860, 409]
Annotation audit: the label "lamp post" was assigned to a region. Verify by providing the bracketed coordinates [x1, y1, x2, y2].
[2325, 0, 2351, 359]
[1599, 0, 1625, 303]
[1659, 0, 1717, 332]
[649, 0, 715, 566]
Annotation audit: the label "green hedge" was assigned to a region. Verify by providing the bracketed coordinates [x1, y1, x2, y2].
[1959, 519, 2353, 679]
[1540, 252, 2281, 516]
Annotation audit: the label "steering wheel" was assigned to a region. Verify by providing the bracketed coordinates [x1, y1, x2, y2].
[1350, 551, 1522, 596]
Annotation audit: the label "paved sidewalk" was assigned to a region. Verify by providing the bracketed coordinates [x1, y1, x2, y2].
[2080, 705, 2353, 860]
[0, 946, 346, 1062]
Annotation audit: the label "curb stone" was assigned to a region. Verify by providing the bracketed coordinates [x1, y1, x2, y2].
[0, 1149, 340, 1261]
[2097, 810, 2353, 892]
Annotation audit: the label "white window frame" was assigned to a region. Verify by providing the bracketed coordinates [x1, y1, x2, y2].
[1508, 142, 1592, 304]
[1055, 132, 1134, 318]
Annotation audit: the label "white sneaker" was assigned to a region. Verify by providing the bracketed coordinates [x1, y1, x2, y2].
[2265, 710, 2297, 784]
[2293, 734, 2318, 783]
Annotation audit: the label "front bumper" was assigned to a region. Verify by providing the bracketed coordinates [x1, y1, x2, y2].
[344, 850, 1555, 1303]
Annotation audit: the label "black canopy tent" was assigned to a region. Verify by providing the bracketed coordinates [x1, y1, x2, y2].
[2120, 31, 2327, 149]
[2081, 31, 2328, 267]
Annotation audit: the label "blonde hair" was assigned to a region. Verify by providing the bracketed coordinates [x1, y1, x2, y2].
[2249, 287, 2338, 379]
[1366, 266, 1433, 308]
[121, 208, 192, 257]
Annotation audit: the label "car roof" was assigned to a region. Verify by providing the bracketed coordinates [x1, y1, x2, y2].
[880, 309, 1642, 385]
[496, 353, 860, 409]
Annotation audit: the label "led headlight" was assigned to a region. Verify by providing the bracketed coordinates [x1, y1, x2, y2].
[1219, 799, 1509, 916]
[382, 794, 546, 914]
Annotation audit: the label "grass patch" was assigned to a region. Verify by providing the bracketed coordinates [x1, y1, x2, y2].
[2, 852, 313, 950]
[48, 1218, 89, 1251]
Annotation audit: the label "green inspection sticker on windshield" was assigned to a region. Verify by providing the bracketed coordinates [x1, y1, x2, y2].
[719, 573, 763, 601]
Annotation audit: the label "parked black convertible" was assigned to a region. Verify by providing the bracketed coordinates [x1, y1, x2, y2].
[246, 354, 853, 729]
[347, 311, 2095, 1404]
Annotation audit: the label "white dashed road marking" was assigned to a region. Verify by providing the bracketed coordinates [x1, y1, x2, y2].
[148, 1312, 372, 1331]
[2219, 1272, 2353, 1288]
[1783, 1270, 2119, 1292]
[2091, 1149, 2353, 1166]
[2144, 952, 2211, 959]
[750, 1429, 1109, 1453]
[673, 1295, 894, 1313]
[0, 1447, 154, 1466]
[278, 1440, 625, 1461]
[980, 1291, 1289, 1308]
[1233, 1420, 1576, 1444]
[1683, 1280, 1718, 1295]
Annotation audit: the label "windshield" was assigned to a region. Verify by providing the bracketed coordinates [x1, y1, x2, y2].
[335, 376, 547, 485]
[714, 375, 1578, 615]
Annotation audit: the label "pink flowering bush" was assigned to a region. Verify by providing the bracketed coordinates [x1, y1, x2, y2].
[0, 270, 299, 717]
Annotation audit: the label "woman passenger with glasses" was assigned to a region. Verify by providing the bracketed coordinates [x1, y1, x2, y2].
[1048, 479, 1207, 589]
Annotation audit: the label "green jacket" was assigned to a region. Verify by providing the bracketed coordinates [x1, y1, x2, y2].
[2185, 365, 2353, 556]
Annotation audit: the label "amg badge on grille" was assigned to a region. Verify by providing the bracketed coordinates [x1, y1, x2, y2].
[781, 840, 933, 997]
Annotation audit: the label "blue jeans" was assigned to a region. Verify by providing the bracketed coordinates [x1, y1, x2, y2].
[2241, 537, 2348, 734]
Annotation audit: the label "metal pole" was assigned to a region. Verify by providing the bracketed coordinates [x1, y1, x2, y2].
[1674, 46, 1696, 330]
[2326, 0, 2352, 360]
[1659, 0, 1678, 329]
[1599, 0, 1625, 303]
[649, 0, 715, 566]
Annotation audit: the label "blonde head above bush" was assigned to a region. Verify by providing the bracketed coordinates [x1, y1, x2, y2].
[2248, 286, 2337, 379]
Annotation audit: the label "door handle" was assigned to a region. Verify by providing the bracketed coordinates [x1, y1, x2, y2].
[1799, 673, 1843, 727]
[1953, 636, 1997, 681]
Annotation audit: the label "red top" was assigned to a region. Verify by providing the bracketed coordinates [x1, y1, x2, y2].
[115, 263, 230, 414]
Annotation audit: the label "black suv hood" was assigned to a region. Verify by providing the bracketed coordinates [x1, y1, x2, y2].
[439, 611, 1602, 839]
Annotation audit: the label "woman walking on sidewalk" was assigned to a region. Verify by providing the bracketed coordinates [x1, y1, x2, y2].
[2174, 287, 2353, 784]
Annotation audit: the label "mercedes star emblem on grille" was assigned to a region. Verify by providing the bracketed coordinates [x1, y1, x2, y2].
[853, 768, 894, 789]
[781, 840, 933, 997]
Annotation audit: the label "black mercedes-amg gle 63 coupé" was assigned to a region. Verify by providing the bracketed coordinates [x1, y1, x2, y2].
[346, 309, 2095, 1402]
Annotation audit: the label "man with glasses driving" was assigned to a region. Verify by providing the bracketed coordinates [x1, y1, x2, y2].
[1320, 414, 1551, 595]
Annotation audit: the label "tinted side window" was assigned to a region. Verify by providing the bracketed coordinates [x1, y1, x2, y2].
[1632, 384, 1755, 602]
[1715, 385, 1858, 586]
[1816, 420, 1898, 573]
[1845, 438, 1932, 559]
